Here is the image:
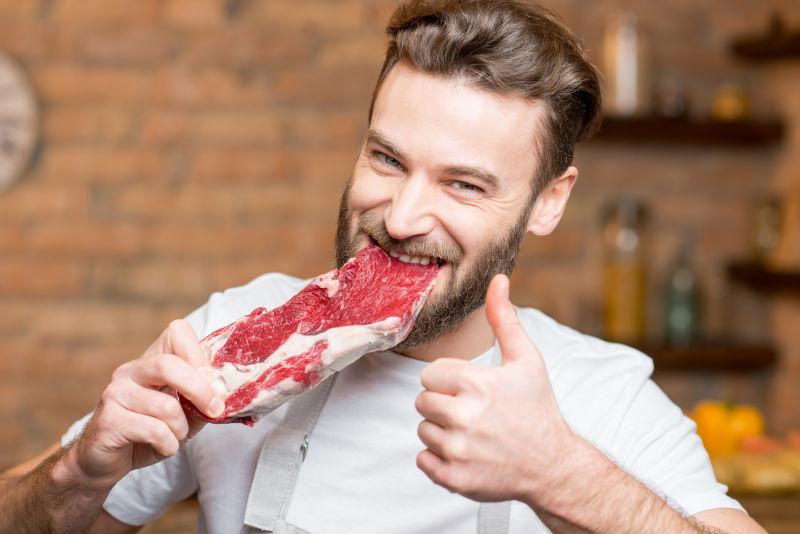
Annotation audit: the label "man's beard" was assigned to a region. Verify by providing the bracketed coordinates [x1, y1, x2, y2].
[334, 178, 533, 351]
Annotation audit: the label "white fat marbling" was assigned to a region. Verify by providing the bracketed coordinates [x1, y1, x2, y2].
[200, 315, 408, 421]
[312, 272, 341, 298]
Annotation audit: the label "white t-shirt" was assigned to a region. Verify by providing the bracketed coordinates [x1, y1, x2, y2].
[62, 272, 743, 533]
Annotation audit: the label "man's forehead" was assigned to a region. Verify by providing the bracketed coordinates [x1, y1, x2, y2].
[370, 64, 543, 186]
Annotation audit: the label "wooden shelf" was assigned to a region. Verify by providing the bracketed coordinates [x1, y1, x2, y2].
[731, 25, 800, 62]
[590, 116, 785, 147]
[728, 262, 800, 295]
[639, 343, 777, 372]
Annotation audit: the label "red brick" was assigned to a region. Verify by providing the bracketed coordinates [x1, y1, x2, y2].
[0, 225, 25, 254]
[515, 227, 587, 265]
[0, 260, 86, 297]
[183, 30, 314, 68]
[510, 262, 596, 328]
[26, 221, 147, 258]
[210, 259, 296, 290]
[50, 0, 160, 25]
[0, 299, 46, 345]
[0, 341, 122, 382]
[282, 110, 367, 148]
[0, 0, 38, 20]
[28, 301, 171, 344]
[273, 66, 376, 108]
[152, 66, 275, 108]
[76, 27, 180, 65]
[0, 24, 75, 61]
[316, 33, 387, 69]
[238, 1, 367, 35]
[140, 110, 282, 147]
[43, 106, 137, 143]
[91, 260, 214, 302]
[146, 222, 305, 259]
[0, 184, 90, 221]
[185, 148, 355, 184]
[30, 65, 151, 104]
[161, 0, 227, 28]
[37, 147, 171, 184]
[109, 183, 309, 222]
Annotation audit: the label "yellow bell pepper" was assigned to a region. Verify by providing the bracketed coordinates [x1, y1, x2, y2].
[690, 401, 765, 459]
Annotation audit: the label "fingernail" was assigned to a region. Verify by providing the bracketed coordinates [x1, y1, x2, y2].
[209, 396, 225, 418]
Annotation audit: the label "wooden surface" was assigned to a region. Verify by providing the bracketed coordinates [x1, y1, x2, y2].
[642, 343, 777, 372]
[738, 495, 800, 534]
[728, 261, 800, 295]
[590, 116, 785, 146]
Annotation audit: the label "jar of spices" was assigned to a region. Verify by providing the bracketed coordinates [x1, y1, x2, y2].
[602, 198, 648, 344]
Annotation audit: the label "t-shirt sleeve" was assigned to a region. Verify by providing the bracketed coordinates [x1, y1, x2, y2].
[598, 371, 744, 516]
[102, 447, 199, 526]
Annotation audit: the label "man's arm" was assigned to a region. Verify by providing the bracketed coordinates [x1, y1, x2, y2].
[0, 320, 223, 534]
[415, 275, 767, 533]
[0, 442, 137, 534]
[520, 433, 767, 533]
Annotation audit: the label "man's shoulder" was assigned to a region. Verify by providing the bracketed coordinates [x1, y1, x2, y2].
[514, 305, 653, 378]
[217, 271, 308, 304]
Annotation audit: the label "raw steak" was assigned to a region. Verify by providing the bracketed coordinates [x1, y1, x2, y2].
[180, 245, 438, 425]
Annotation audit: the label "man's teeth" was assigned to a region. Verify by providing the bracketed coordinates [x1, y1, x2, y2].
[388, 250, 436, 266]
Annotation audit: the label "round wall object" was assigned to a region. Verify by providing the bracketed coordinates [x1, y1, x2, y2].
[0, 52, 39, 192]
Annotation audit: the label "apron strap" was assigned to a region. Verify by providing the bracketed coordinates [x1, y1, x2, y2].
[244, 342, 513, 534]
[243, 376, 337, 533]
[476, 343, 512, 534]
[477, 501, 511, 534]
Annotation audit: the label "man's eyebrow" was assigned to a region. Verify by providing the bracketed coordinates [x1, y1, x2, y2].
[365, 129, 409, 161]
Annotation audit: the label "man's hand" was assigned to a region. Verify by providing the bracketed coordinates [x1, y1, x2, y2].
[0, 319, 224, 534]
[415, 275, 767, 534]
[415, 273, 574, 503]
[66, 319, 224, 490]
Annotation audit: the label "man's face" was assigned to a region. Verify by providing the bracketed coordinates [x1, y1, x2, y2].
[335, 63, 546, 349]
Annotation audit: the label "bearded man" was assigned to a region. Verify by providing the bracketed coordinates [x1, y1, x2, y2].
[0, 1, 766, 533]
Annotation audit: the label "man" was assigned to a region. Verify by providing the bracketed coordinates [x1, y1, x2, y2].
[0, 1, 766, 533]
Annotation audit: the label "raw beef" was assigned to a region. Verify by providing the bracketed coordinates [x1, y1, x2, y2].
[180, 245, 438, 425]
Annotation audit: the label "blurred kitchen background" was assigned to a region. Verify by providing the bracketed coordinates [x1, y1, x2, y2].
[1, 0, 799, 531]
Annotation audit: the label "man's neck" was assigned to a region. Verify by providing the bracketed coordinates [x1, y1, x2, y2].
[397, 305, 497, 362]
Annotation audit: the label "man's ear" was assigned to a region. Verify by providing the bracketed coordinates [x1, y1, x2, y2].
[527, 166, 578, 236]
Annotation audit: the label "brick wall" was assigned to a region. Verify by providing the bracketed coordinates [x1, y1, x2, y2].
[1, 0, 799, 470]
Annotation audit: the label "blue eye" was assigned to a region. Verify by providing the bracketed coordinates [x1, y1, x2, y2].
[451, 181, 483, 193]
[372, 150, 402, 169]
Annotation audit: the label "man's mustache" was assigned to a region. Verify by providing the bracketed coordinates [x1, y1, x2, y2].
[357, 215, 462, 266]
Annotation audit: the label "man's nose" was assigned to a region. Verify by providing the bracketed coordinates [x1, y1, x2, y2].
[383, 173, 436, 241]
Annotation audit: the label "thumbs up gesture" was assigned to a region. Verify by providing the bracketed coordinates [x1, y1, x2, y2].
[415, 274, 576, 503]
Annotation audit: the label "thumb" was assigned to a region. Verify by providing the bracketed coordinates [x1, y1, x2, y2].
[485, 274, 538, 365]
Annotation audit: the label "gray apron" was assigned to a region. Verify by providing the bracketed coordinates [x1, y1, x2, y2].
[242, 348, 511, 534]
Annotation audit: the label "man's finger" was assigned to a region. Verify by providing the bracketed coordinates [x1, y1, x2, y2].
[112, 379, 190, 443]
[125, 353, 224, 419]
[417, 420, 448, 458]
[420, 358, 469, 394]
[485, 274, 541, 365]
[166, 319, 208, 369]
[416, 449, 454, 492]
[415, 391, 461, 427]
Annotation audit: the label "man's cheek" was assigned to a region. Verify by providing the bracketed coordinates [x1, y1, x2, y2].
[350, 173, 395, 210]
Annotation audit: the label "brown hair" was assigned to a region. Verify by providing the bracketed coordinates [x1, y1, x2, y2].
[368, 0, 602, 194]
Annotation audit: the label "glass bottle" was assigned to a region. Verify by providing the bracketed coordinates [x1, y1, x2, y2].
[603, 13, 651, 117]
[664, 234, 700, 346]
[602, 198, 648, 345]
